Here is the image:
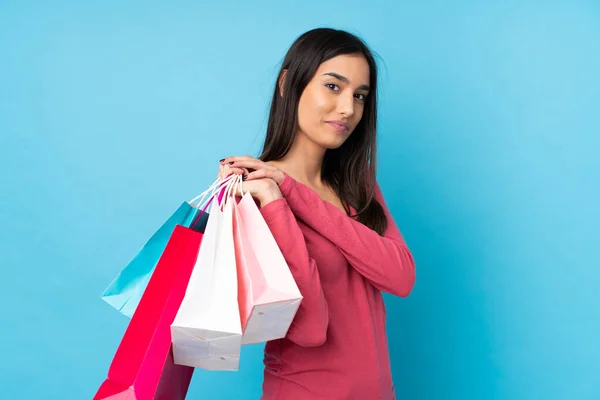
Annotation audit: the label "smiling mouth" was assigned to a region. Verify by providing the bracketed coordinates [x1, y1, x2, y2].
[326, 121, 348, 133]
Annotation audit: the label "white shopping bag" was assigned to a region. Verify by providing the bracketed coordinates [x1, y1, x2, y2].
[171, 180, 243, 371]
[233, 182, 303, 345]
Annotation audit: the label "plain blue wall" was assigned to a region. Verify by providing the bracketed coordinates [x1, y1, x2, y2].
[1, 1, 598, 399]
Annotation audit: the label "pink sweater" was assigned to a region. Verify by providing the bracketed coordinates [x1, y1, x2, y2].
[258, 174, 416, 400]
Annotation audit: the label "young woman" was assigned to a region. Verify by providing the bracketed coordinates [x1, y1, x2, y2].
[218, 28, 416, 400]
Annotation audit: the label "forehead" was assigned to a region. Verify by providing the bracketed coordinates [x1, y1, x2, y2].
[315, 54, 370, 86]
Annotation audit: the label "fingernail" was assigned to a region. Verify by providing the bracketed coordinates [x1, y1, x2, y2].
[228, 161, 234, 165]
[219, 158, 225, 163]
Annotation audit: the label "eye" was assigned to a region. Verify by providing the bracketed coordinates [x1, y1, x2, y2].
[354, 93, 367, 101]
[325, 83, 340, 91]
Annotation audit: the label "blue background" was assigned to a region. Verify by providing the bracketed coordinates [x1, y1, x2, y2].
[1, 1, 598, 399]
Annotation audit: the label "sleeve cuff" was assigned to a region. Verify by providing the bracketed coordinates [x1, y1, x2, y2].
[278, 173, 295, 197]
[259, 197, 290, 220]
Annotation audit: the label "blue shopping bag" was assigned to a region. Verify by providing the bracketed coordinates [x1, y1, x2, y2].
[100, 177, 231, 317]
[101, 202, 209, 317]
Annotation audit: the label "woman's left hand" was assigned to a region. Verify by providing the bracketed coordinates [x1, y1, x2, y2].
[219, 156, 286, 184]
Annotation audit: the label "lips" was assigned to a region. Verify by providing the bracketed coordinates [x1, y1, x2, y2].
[326, 121, 348, 133]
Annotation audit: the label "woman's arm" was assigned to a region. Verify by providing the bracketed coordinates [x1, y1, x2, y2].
[218, 156, 415, 297]
[260, 197, 330, 346]
[279, 176, 416, 297]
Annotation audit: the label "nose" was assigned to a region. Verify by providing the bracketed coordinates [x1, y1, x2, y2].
[337, 92, 355, 118]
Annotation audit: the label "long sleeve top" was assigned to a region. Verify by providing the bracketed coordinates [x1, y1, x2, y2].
[258, 174, 416, 400]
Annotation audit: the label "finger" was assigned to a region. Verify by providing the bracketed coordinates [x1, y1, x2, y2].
[245, 169, 277, 182]
[222, 156, 260, 166]
[218, 165, 244, 179]
[228, 159, 270, 171]
[222, 164, 246, 176]
[222, 155, 256, 162]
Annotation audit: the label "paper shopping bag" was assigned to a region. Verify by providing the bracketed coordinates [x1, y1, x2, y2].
[94, 225, 202, 400]
[171, 197, 243, 371]
[99, 176, 232, 318]
[233, 192, 302, 344]
[101, 202, 209, 318]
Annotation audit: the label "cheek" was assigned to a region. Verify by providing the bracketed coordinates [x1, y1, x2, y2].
[299, 87, 331, 124]
[309, 90, 330, 116]
[353, 103, 366, 124]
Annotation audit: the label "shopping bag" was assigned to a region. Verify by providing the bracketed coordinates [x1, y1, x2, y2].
[171, 180, 243, 371]
[101, 181, 220, 318]
[94, 224, 201, 400]
[233, 188, 302, 344]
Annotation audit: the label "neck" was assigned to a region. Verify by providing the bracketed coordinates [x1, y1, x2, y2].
[279, 132, 326, 186]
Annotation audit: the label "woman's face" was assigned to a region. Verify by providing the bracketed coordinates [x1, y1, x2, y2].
[295, 54, 371, 150]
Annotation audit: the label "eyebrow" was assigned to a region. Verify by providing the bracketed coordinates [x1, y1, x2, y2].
[323, 72, 370, 91]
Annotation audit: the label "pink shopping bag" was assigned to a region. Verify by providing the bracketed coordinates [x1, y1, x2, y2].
[232, 190, 303, 345]
[94, 225, 202, 399]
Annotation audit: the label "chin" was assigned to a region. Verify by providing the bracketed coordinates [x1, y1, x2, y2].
[324, 142, 346, 150]
[316, 132, 350, 150]
[316, 136, 346, 150]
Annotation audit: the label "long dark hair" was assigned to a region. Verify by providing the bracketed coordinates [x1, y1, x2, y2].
[259, 28, 387, 235]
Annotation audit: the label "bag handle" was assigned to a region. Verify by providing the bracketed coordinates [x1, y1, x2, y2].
[223, 174, 245, 202]
[189, 175, 233, 208]
[189, 175, 233, 229]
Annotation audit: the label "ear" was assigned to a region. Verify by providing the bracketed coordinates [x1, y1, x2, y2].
[278, 69, 288, 97]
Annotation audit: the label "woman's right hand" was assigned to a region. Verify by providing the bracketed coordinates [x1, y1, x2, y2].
[218, 158, 247, 180]
[217, 161, 283, 208]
